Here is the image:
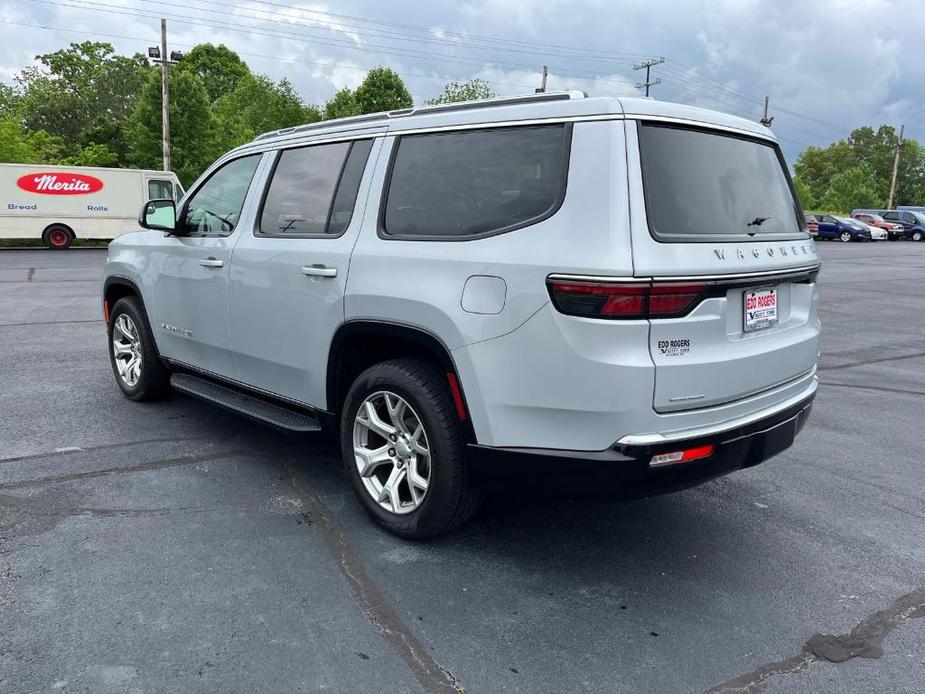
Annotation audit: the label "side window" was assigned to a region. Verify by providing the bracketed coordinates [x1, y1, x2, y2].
[883, 212, 897, 221]
[174, 183, 185, 201]
[903, 212, 915, 223]
[258, 139, 373, 237]
[382, 124, 569, 239]
[822, 215, 836, 223]
[147, 179, 173, 200]
[181, 154, 261, 235]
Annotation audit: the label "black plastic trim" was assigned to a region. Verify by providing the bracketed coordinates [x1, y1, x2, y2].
[377, 122, 573, 242]
[326, 320, 477, 444]
[467, 391, 815, 498]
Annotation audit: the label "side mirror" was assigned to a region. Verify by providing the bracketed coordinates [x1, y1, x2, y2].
[139, 199, 177, 232]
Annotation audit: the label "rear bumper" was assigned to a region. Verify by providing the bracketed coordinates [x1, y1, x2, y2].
[467, 381, 816, 498]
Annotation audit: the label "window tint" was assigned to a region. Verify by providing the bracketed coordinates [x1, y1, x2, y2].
[260, 142, 350, 235]
[147, 179, 173, 200]
[383, 125, 569, 238]
[639, 124, 803, 240]
[883, 212, 898, 220]
[181, 155, 260, 235]
[328, 140, 373, 236]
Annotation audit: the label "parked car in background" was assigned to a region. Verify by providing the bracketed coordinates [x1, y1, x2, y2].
[804, 213, 819, 235]
[848, 217, 886, 240]
[852, 212, 906, 241]
[883, 210, 925, 241]
[0, 163, 184, 248]
[811, 214, 872, 241]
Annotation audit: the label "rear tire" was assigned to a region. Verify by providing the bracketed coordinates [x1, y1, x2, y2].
[340, 358, 483, 539]
[43, 224, 73, 250]
[107, 296, 170, 401]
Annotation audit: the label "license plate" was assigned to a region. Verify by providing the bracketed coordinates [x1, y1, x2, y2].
[744, 287, 778, 333]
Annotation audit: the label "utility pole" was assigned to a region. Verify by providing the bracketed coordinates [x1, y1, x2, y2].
[147, 21, 182, 173]
[760, 96, 774, 127]
[887, 124, 905, 210]
[535, 65, 548, 93]
[160, 19, 170, 172]
[633, 57, 664, 97]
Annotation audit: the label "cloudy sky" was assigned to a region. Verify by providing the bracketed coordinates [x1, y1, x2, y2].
[1, 0, 923, 161]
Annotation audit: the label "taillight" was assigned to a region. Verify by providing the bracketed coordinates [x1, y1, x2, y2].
[548, 280, 708, 319]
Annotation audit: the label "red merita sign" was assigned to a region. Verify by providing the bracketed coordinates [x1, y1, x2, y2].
[16, 172, 104, 195]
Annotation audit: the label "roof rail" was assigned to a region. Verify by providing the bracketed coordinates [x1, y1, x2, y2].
[253, 90, 587, 142]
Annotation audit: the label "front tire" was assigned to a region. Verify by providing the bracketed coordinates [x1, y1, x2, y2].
[912, 230, 924, 242]
[340, 359, 483, 539]
[107, 297, 170, 401]
[839, 231, 852, 242]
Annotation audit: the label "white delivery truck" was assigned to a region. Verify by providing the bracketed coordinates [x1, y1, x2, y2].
[0, 163, 183, 249]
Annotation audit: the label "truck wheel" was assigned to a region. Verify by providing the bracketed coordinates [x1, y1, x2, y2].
[839, 231, 852, 242]
[107, 296, 170, 401]
[43, 224, 73, 250]
[340, 358, 483, 539]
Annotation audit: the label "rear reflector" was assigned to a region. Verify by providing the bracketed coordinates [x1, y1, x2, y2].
[548, 280, 708, 319]
[649, 444, 715, 468]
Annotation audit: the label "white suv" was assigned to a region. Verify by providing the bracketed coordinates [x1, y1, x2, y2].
[103, 92, 819, 538]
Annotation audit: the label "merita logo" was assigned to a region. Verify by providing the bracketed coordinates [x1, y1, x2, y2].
[16, 172, 104, 195]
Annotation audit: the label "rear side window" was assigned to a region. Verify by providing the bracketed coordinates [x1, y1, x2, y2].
[258, 139, 372, 237]
[639, 124, 804, 241]
[382, 124, 570, 239]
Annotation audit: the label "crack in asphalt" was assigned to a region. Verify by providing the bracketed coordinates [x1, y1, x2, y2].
[819, 381, 925, 398]
[707, 585, 925, 692]
[281, 459, 463, 694]
[0, 435, 214, 464]
[819, 350, 925, 372]
[0, 449, 240, 490]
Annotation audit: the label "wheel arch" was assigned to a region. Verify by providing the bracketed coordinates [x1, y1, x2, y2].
[103, 276, 154, 333]
[326, 321, 476, 443]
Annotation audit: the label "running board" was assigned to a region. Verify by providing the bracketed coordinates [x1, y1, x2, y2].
[170, 373, 322, 433]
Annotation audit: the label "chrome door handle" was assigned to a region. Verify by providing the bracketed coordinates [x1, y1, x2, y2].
[199, 258, 224, 268]
[301, 265, 337, 278]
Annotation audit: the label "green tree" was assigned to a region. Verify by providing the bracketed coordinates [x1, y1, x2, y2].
[0, 120, 67, 163]
[426, 78, 494, 105]
[792, 176, 816, 211]
[213, 74, 319, 150]
[178, 44, 250, 103]
[818, 165, 881, 212]
[323, 87, 359, 120]
[353, 68, 412, 114]
[0, 84, 21, 121]
[75, 142, 120, 167]
[127, 69, 218, 185]
[793, 125, 925, 208]
[15, 42, 151, 161]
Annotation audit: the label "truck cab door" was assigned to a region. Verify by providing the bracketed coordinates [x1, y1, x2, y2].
[147, 153, 265, 380]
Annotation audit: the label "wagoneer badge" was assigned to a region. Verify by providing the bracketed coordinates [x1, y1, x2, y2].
[714, 244, 815, 261]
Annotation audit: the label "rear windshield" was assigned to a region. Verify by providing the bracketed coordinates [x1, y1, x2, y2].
[639, 123, 805, 242]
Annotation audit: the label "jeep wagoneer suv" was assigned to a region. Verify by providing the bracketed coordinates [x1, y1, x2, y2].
[103, 92, 819, 538]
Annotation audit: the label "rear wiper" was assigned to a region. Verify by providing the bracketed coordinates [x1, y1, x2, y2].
[747, 216, 771, 227]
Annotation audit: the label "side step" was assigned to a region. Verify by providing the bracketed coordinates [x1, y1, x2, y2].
[170, 373, 322, 433]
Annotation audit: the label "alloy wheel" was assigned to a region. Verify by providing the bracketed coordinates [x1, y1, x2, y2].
[840, 231, 852, 242]
[352, 390, 431, 515]
[112, 314, 143, 387]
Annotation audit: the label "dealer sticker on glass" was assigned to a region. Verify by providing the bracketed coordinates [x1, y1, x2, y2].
[744, 287, 778, 333]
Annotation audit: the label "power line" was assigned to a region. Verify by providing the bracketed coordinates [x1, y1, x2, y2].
[633, 57, 664, 97]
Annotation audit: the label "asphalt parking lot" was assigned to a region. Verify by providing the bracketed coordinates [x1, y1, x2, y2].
[1, 243, 923, 693]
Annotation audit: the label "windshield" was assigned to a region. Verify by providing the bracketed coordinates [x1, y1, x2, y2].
[639, 123, 804, 241]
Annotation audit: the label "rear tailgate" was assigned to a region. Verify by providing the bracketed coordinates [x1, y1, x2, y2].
[625, 118, 820, 413]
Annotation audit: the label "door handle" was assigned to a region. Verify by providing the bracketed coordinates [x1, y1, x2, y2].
[199, 258, 224, 268]
[301, 265, 337, 278]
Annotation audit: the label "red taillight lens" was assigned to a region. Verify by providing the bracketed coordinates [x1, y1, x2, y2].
[548, 280, 708, 319]
[648, 284, 707, 316]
